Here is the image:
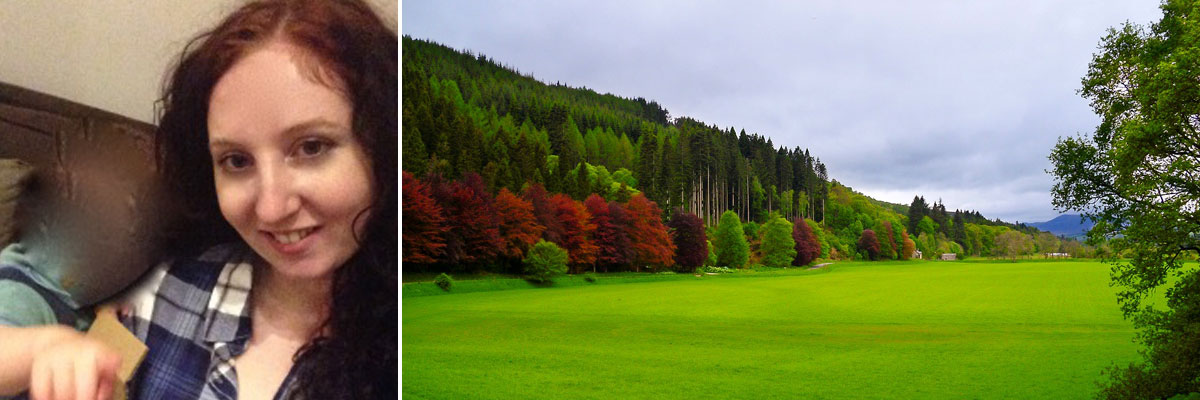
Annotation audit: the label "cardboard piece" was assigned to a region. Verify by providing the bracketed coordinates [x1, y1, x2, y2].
[85, 308, 147, 400]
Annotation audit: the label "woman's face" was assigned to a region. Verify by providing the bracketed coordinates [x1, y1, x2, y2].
[207, 41, 374, 280]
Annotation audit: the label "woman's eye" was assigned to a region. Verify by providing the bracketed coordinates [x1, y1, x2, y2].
[219, 154, 252, 171]
[297, 139, 330, 158]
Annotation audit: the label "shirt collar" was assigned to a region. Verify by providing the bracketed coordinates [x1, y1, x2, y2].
[201, 247, 255, 345]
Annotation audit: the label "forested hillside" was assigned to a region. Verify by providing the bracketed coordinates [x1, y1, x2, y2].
[402, 36, 1095, 274]
[403, 36, 828, 224]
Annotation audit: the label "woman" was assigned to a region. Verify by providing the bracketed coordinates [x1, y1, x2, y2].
[127, 0, 397, 398]
[0, 1, 394, 397]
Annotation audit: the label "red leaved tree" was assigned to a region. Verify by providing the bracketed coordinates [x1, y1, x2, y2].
[900, 232, 915, 261]
[585, 194, 632, 272]
[549, 193, 597, 273]
[494, 188, 544, 264]
[624, 194, 675, 271]
[857, 229, 881, 261]
[522, 183, 563, 244]
[402, 171, 447, 266]
[667, 209, 707, 272]
[606, 202, 634, 269]
[792, 218, 820, 266]
[431, 172, 502, 269]
[880, 221, 899, 260]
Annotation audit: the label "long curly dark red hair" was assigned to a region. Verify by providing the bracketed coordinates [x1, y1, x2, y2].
[155, 0, 396, 398]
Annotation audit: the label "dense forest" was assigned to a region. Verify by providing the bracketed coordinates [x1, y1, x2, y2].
[403, 36, 828, 224]
[401, 36, 1096, 274]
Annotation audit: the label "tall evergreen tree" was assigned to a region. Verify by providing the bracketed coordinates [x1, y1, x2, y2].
[951, 212, 967, 246]
[636, 129, 659, 200]
[907, 196, 928, 235]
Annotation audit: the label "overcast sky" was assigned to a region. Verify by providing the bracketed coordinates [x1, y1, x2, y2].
[402, 0, 1163, 224]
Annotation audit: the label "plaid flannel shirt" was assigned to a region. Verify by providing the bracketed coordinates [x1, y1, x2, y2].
[121, 243, 299, 400]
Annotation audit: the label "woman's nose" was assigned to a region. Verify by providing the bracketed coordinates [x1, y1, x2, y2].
[255, 163, 300, 224]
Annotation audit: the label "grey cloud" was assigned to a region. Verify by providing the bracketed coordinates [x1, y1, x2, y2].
[403, 0, 1163, 223]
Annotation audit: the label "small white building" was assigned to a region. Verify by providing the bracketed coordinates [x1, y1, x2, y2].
[940, 253, 957, 261]
[912, 250, 922, 260]
[1045, 253, 1070, 258]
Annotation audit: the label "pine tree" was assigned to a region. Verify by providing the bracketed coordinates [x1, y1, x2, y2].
[636, 130, 659, 199]
[907, 196, 928, 235]
[952, 212, 967, 246]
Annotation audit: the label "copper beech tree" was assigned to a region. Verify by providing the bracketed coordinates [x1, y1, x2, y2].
[792, 218, 820, 267]
[668, 209, 707, 272]
[401, 171, 447, 265]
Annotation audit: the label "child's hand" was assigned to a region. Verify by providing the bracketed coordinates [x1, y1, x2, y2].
[28, 326, 122, 400]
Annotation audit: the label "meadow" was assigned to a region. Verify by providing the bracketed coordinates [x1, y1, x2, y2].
[402, 260, 1143, 399]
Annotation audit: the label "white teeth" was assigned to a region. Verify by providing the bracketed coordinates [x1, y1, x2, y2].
[272, 228, 313, 244]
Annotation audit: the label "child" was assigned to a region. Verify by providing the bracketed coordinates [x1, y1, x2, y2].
[0, 242, 122, 399]
[0, 137, 163, 398]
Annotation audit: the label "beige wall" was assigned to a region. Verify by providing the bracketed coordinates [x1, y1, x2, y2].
[0, 1, 398, 124]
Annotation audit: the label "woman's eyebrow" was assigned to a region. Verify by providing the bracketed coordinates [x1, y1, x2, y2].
[209, 138, 238, 152]
[208, 119, 345, 150]
[282, 119, 344, 138]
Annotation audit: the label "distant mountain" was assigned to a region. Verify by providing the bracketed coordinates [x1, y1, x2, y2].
[1027, 214, 1094, 239]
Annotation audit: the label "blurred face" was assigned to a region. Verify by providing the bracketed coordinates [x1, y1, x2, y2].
[207, 41, 374, 280]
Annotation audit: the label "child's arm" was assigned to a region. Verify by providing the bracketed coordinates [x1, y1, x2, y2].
[0, 324, 121, 399]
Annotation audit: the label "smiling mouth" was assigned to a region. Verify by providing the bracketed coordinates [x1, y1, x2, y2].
[269, 227, 318, 244]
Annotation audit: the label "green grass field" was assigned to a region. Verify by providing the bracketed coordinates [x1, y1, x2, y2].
[403, 260, 1143, 399]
